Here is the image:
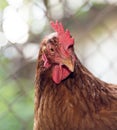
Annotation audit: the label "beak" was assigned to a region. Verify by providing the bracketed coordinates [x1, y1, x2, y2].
[62, 57, 74, 72]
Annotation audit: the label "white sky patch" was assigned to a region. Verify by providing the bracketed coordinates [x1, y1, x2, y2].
[50, 3, 64, 19]
[0, 32, 8, 48]
[31, 5, 47, 34]
[32, 4, 45, 19]
[49, 0, 60, 6]
[3, 6, 29, 44]
[6, 0, 23, 8]
[79, 28, 117, 84]
[3, 46, 20, 59]
[66, 0, 83, 12]
[23, 43, 39, 59]
[18, 3, 32, 24]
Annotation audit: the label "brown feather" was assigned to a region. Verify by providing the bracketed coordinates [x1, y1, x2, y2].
[34, 52, 117, 130]
[34, 42, 117, 130]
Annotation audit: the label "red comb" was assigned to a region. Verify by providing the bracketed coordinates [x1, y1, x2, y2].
[50, 21, 74, 50]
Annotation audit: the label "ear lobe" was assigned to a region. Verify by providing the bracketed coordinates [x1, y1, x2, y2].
[42, 53, 51, 68]
[41, 45, 46, 52]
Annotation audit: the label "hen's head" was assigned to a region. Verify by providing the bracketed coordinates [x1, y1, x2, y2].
[40, 21, 76, 84]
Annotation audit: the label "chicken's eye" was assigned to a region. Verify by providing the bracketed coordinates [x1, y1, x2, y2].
[49, 47, 55, 54]
[50, 48, 54, 52]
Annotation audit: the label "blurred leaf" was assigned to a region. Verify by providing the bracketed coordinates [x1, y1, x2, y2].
[0, 0, 8, 10]
[92, 2, 106, 9]
[0, 113, 22, 130]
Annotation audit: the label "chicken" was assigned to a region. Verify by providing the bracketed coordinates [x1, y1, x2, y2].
[33, 21, 117, 130]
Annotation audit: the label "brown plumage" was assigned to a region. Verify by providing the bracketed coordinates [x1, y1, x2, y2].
[33, 21, 117, 130]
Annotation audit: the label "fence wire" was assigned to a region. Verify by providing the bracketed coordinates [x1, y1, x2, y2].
[0, 0, 117, 130]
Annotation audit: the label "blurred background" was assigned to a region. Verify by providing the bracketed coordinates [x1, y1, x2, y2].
[0, 0, 117, 130]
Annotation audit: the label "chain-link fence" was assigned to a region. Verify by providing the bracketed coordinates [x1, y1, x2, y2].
[0, 0, 117, 130]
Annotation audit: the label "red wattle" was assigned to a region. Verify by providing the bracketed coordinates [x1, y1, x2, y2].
[52, 65, 71, 84]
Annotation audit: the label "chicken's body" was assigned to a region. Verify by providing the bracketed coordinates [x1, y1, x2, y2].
[34, 21, 117, 130]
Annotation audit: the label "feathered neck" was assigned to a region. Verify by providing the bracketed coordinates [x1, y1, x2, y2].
[36, 56, 113, 112]
[36, 55, 107, 91]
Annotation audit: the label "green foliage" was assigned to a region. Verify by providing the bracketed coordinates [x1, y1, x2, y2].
[0, 0, 8, 10]
[0, 56, 34, 130]
[92, 2, 106, 9]
[75, 10, 89, 21]
[0, 113, 22, 130]
[0, 79, 34, 130]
